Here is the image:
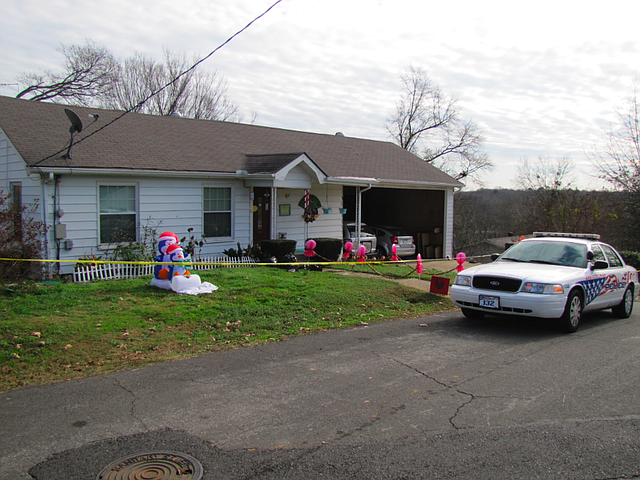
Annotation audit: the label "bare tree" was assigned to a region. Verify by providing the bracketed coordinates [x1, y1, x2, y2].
[589, 90, 640, 192]
[514, 156, 605, 234]
[386, 65, 491, 185]
[587, 90, 640, 249]
[16, 40, 118, 106]
[16, 42, 247, 122]
[515, 155, 575, 191]
[103, 49, 242, 121]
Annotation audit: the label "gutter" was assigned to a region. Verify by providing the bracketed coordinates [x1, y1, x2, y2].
[29, 166, 274, 181]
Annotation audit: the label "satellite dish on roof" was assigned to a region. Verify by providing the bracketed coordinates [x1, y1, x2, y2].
[65, 108, 83, 133]
[62, 108, 83, 159]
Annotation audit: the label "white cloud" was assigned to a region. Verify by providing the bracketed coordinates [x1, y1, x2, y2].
[1, 0, 639, 189]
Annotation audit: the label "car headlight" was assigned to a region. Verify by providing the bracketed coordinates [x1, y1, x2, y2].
[454, 275, 472, 286]
[521, 282, 564, 294]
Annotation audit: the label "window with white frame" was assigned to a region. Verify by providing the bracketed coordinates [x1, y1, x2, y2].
[99, 185, 137, 244]
[203, 187, 232, 238]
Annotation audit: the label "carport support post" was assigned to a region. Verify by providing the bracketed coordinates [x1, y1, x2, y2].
[355, 184, 372, 250]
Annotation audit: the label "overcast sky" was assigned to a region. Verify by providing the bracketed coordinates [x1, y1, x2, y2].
[2, 0, 639, 189]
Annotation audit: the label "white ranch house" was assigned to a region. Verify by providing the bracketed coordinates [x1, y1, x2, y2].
[0, 95, 462, 276]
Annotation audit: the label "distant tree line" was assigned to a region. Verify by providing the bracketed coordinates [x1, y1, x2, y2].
[453, 188, 627, 255]
[455, 85, 640, 256]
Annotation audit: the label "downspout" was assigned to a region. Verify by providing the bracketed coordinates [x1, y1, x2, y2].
[53, 174, 61, 274]
[355, 184, 373, 248]
[270, 187, 277, 240]
[37, 170, 51, 278]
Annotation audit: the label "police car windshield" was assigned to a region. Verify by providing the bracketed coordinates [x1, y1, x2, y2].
[500, 241, 587, 268]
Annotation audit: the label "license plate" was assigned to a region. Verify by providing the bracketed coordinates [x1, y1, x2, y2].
[479, 295, 500, 309]
[362, 241, 372, 252]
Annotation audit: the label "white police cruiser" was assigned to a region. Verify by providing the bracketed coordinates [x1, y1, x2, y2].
[450, 233, 638, 332]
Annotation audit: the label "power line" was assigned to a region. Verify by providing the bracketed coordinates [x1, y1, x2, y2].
[32, 0, 284, 167]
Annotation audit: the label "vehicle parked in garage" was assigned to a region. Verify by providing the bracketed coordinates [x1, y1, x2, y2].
[368, 225, 416, 258]
[343, 222, 378, 255]
[450, 232, 638, 332]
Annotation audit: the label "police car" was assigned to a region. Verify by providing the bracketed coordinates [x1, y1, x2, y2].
[450, 233, 638, 332]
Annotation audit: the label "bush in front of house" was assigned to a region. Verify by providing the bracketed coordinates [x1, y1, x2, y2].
[260, 239, 297, 260]
[620, 251, 640, 270]
[307, 237, 343, 262]
[0, 192, 48, 282]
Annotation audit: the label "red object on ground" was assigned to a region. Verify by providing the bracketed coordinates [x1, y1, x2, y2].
[429, 276, 450, 295]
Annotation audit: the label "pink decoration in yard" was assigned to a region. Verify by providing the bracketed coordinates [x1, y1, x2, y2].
[356, 245, 366, 262]
[304, 239, 317, 257]
[342, 241, 354, 259]
[390, 244, 399, 262]
[416, 253, 423, 275]
[456, 252, 466, 272]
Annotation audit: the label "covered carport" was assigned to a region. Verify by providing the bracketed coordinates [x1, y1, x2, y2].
[342, 184, 452, 259]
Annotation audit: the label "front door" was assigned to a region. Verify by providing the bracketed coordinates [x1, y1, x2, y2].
[252, 187, 271, 245]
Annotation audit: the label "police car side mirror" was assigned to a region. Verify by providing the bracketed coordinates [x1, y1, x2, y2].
[490, 253, 500, 261]
[592, 260, 609, 270]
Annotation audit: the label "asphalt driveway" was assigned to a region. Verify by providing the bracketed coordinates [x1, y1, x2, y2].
[2, 304, 639, 479]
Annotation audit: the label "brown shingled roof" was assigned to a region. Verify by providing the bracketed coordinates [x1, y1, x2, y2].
[0, 95, 462, 187]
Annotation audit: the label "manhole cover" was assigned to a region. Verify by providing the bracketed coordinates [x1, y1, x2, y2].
[96, 451, 203, 479]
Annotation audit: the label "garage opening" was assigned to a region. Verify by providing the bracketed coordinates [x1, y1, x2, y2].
[342, 186, 445, 258]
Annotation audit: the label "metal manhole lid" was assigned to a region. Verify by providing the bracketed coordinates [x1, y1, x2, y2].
[96, 451, 203, 480]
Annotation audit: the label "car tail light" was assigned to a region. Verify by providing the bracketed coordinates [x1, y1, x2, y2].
[391, 236, 398, 244]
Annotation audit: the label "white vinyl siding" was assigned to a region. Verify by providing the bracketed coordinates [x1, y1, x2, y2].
[272, 185, 344, 251]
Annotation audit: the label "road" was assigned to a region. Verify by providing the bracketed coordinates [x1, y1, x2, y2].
[1, 304, 639, 479]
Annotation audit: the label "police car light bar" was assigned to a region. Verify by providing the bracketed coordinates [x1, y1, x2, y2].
[533, 232, 600, 240]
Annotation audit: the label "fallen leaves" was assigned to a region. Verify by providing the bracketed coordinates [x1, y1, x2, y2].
[31, 332, 41, 338]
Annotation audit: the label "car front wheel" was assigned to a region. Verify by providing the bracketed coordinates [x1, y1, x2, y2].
[612, 286, 634, 318]
[560, 290, 583, 333]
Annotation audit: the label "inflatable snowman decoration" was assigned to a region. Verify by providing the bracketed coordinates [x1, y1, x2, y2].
[150, 231, 217, 294]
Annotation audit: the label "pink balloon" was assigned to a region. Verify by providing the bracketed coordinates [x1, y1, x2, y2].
[392, 244, 397, 254]
[416, 253, 423, 275]
[456, 252, 466, 272]
[344, 241, 353, 252]
[357, 245, 366, 257]
[306, 239, 316, 250]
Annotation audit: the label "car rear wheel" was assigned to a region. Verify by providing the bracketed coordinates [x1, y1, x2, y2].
[560, 290, 583, 333]
[612, 286, 634, 318]
[461, 308, 485, 319]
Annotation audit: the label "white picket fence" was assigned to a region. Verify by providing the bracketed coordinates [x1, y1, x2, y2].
[73, 256, 255, 283]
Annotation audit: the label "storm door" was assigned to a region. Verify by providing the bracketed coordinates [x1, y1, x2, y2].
[252, 187, 271, 244]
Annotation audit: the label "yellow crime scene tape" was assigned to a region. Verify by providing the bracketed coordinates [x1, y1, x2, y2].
[0, 257, 439, 267]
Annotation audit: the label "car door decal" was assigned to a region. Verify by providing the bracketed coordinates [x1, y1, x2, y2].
[578, 277, 607, 305]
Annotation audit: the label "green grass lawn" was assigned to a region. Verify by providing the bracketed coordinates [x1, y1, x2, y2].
[0, 266, 454, 392]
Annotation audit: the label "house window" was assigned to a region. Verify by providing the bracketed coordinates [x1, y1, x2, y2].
[99, 185, 137, 244]
[203, 187, 232, 238]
